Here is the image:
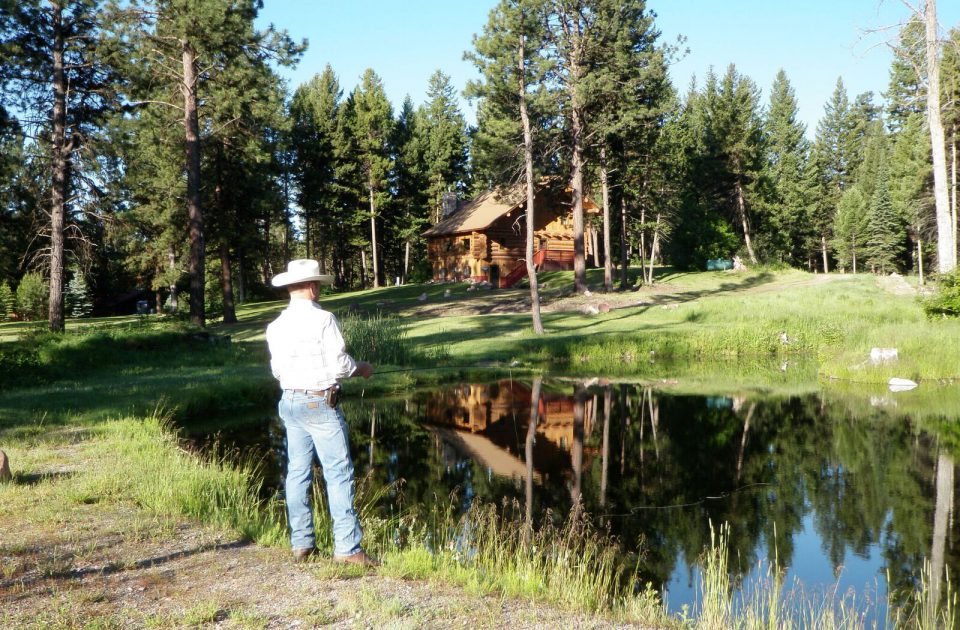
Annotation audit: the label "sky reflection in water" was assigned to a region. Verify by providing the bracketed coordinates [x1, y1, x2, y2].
[187, 378, 959, 621]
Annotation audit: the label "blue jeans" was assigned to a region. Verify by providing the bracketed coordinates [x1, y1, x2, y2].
[279, 390, 363, 557]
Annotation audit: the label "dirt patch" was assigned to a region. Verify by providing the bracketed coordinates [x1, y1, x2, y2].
[0, 479, 640, 629]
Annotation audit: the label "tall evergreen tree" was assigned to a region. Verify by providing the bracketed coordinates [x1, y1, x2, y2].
[832, 186, 869, 273]
[761, 69, 810, 264]
[890, 112, 935, 280]
[810, 78, 856, 271]
[588, 0, 670, 290]
[865, 152, 905, 273]
[468, 0, 555, 334]
[105, 0, 302, 325]
[0, 0, 115, 331]
[390, 96, 429, 282]
[290, 65, 341, 269]
[350, 69, 394, 289]
[711, 64, 765, 264]
[419, 70, 469, 225]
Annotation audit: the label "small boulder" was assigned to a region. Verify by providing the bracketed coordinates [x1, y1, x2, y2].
[417, 292, 428, 302]
[598, 302, 611, 313]
[0, 450, 10, 483]
[870, 347, 898, 365]
[888, 377, 918, 392]
[581, 304, 600, 315]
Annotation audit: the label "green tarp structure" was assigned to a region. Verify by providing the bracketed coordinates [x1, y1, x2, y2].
[706, 259, 733, 271]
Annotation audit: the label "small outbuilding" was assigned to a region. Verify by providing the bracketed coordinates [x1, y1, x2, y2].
[423, 184, 598, 287]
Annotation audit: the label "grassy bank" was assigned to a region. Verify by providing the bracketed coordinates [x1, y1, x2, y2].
[3, 268, 960, 626]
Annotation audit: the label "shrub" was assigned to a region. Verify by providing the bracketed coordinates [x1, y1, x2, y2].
[66, 270, 94, 318]
[16, 271, 48, 321]
[341, 312, 413, 365]
[923, 270, 960, 318]
[0, 281, 14, 321]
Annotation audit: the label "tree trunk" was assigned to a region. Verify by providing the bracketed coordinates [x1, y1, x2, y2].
[571, 385, 585, 516]
[571, 102, 587, 293]
[639, 203, 648, 282]
[404, 240, 410, 284]
[525, 376, 542, 543]
[318, 226, 326, 274]
[219, 242, 236, 324]
[647, 214, 661, 285]
[619, 197, 629, 289]
[600, 151, 612, 292]
[734, 179, 758, 264]
[236, 249, 245, 304]
[182, 42, 205, 327]
[821, 235, 829, 273]
[359, 249, 367, 289]
[48, 3, 67, 332]
[168, 248, 178, 312]
[369, 185, 380, 288]
[600, 386, 611, 507]
[930, 451, 954, 621]
[919, 238, 925, 285]
[519, 32, 544, 334]
[852, 245, 857, 274]
[926, 0, 956, 273]
[951, 125, 957, 259]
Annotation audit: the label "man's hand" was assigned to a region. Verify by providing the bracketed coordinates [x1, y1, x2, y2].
[354, 361, 374, 379]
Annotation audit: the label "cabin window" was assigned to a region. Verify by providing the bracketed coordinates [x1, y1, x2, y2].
[461, 238, 470, 250]
[539, 237, 547, 250]
[463, 265, 470, 277]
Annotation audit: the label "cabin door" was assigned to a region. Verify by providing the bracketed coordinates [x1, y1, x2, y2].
[489, 264, 500, 288]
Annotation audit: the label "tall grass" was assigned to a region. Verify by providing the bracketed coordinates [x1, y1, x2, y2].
[76, 413, 287, 545]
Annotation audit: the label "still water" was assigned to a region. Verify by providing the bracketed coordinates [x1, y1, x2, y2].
[186, 378, 960, 619]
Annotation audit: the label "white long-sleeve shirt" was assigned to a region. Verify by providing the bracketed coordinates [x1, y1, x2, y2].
[266, 297, 357, 390]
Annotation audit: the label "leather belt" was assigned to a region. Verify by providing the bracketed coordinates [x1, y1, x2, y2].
[286, 388, 333, 396]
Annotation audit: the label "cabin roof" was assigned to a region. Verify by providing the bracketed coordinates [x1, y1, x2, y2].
[423, 183, 598, 238]
[422, 187, 523, 237]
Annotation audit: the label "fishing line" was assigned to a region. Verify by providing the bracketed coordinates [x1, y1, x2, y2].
[597, 482, 773, 517]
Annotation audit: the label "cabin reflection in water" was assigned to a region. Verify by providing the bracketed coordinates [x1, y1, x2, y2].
[420, 380, 599, 485]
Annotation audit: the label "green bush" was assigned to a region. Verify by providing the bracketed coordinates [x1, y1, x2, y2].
[341, 312, 414, 365]
[923, 270, 960, 318]
[0, 281, 13, 321]
[66, 270, 94, 318]
[16, 271, 48, 321]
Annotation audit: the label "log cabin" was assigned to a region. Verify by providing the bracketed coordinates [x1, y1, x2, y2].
[423, 184, 599, 288]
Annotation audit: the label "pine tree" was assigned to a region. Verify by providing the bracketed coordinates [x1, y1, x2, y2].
[712, 64, 765, 264]
[290, 65, 342, 268]
[889, 112, 934, 279]
[390, 96, 429, 283]
[105, 0, 303, 326]
[810, 78, 857, 271]
[0, 282, 13, 321]
[66, 270, 94, 318]
[865, 153, 906, 273]
[1, 0, 116, 331]
[350, 69, 394, 289]
[419, 70, 469, 225]
[886, 17, 926, 135]
[589, 0, 671, 289]
[16, 271, 48, 321]
[468, 0, 557, 332]
[762, 69, 810, 264]
[832, 186, 869, 273]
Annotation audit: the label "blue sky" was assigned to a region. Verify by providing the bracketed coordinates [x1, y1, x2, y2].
[256, 1, 960, 135]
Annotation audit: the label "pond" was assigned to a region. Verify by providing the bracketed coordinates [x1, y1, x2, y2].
[183, 377, 960, 622]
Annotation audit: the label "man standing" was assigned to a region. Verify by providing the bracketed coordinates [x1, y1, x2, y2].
[266, 259, 377, 566]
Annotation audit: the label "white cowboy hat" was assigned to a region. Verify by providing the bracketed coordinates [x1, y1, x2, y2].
[271, 259, 334, 287]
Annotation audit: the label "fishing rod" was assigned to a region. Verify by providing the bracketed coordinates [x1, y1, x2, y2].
[370, 363, 523, 376]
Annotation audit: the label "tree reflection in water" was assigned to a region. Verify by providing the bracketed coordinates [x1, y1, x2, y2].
[186, 378, 960, 617]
